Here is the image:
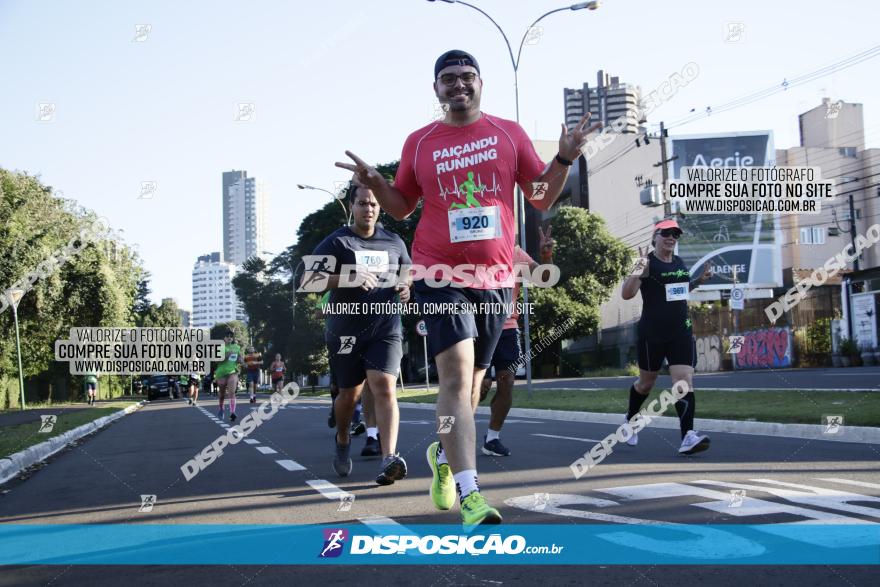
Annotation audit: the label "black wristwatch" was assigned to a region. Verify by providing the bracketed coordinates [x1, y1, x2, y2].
[555, 153, 574, 167]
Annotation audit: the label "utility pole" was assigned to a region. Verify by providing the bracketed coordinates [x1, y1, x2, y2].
[653, 122, 678, 216]
[848, 192, 860, 272]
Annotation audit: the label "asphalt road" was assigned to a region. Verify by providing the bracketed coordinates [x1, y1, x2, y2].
[1, 394, 878, 586]
[529, 366, 880, 391]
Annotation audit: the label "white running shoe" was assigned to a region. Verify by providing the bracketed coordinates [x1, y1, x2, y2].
[679, 430, 710, 455]
[623, 415, 638, 446]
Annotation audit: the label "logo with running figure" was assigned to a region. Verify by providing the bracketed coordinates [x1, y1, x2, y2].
[338, 336, 356, 355]
[450, 171, 485, 210]
[38, 415, 57, 433]
[319, 528, 348, 558]
[298, 255, 338, 292]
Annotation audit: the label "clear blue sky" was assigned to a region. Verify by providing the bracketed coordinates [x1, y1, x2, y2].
[1, 0, 877, 308]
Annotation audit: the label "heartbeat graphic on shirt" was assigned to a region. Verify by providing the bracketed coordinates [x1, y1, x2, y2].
[437, 172, 502, 203]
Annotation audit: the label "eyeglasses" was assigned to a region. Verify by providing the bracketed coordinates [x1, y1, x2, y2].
[437, 72, 478, 86]
[658, 229, 682, 239]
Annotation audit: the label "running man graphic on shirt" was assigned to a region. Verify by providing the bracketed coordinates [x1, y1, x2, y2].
[449, 170, 485, 209]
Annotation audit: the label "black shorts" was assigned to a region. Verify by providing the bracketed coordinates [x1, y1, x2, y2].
[637, 334, 696, 372]
[327, 335, 402, 389]
[489, 328, 521, 375]
[413, 280, 512, 369]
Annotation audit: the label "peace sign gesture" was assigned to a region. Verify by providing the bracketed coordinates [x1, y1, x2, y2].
[698, 261, 712, 283]
[558, 112, 603, 162]
[538, 225, 555, 262]
[631, 245, 650, 278]
[335, 150, 386, 191]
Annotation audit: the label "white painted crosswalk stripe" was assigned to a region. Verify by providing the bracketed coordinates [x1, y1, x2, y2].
[816, 478, 880, 490]
[532, 433, 603, 443]
[307, 479, 351, 499]
[276, 459, 306, 472]
[243, 439, 260, 445]
[256, 446, 277, 455]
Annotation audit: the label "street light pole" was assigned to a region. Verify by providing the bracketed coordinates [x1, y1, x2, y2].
[297, 183, 351, 225]
[8, 289, 26, 410]
[428, 0, 600, 396]
[262, 250, 301, 329]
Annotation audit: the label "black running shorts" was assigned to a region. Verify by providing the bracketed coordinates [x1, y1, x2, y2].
[412, 280, 512, 369]
[637, 334, 696, 372]
[327, 335, 403, 389]
[489, 327, 521, 375]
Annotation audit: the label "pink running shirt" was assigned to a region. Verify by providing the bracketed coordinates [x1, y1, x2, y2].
[394, 113, 547, 289]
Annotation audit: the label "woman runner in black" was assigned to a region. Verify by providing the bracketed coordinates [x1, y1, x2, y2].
[621, 219, 711, 455]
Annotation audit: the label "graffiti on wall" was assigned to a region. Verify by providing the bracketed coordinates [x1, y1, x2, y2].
[695, 334, 721, 372]
[734, 327, 792, 369]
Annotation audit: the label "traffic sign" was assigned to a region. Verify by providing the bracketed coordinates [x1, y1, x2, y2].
[416, 320, 428, 337]
[730, 286, 744, 310]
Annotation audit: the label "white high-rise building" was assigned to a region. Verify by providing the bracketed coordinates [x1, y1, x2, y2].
[191, 252, 246, 329]
[564, 70, 642, 133]
[222, 170, 267, 266]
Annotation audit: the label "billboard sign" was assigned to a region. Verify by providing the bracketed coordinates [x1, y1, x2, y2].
[670, 131, 782, 291]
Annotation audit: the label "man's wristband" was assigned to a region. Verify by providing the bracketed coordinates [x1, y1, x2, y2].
[555, 153, 574, 167]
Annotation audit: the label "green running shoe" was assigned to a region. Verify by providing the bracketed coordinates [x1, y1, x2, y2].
[426, 441, 455, 511]
[460, 491, 502, 526]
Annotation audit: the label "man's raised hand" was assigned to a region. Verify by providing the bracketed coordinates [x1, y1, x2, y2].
[559, 112, 603, 162]
[335, 151, 385, 191]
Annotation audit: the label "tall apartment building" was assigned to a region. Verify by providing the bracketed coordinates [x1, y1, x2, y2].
[777, 99, 880, 274]
[222, 170, 267, 266]
[191, 252, 246, 329]
[526, 71, 646, 257]
[564, 70, 642, 133]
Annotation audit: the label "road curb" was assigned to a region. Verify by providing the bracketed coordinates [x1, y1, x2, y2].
[397, 402, 880, 444]
[0, 401, 146, 486]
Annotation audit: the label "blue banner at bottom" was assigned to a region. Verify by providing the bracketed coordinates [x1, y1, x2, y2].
[0, 524, 877, 565]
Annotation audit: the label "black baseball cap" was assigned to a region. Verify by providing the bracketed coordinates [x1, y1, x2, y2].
[434, 50, 480, 79]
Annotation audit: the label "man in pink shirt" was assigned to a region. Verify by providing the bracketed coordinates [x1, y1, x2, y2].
[337, 49, 598, 526]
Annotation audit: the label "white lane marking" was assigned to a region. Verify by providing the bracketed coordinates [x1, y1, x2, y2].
[256, 446, 277, 455]
[816, 478, 880, 490]
[276, 459, 306, 472]
[243, 439, 260, 445]
[532, 433, 603, 443]
[694, 479, 880, 519]
[308, 479, 351, 499]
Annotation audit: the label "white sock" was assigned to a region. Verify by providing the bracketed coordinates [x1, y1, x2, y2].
[453, 469, 479, 499]
[486, 429, 501, 442]
[437, 444, 448, 465]
[367, 427, 378, 439]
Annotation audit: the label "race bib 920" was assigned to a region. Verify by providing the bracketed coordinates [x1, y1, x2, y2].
[665, 283, 689, 302]
[448, 206, 501, 243]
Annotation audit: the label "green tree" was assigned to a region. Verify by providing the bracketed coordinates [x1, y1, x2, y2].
[0, 169, 144, 406]
[527, 207, 631, 375]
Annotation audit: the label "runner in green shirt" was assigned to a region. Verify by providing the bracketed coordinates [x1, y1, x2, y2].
[214, 330, 244, 421]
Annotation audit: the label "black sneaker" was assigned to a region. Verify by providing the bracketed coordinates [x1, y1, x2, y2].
[375, 454, 407, 486]
[361, 435, 381, 457]
[333, 434, 352, 477]
[351, 421, 366, 436]
[230, 412, 237, 422]
[250, 397, 256, 404]
[481, 436, 511, 457]
[327, 408, 336, 429]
